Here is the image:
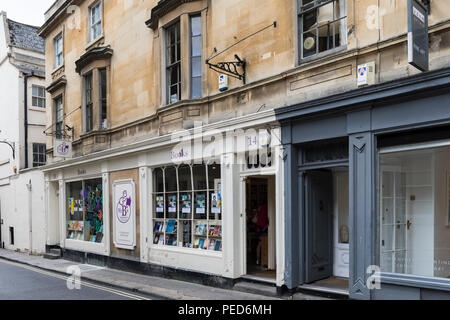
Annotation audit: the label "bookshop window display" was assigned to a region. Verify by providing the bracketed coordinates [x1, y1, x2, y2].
[66, 178, 104, 243]
[152, 163, 222, 252]
[377, 145, 450, 279]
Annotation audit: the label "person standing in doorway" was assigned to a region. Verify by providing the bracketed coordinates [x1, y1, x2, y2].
[252, 202, 269, 266]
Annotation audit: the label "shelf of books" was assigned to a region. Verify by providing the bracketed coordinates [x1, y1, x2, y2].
[67, 220, 84, 241]
[193, 220, 222, 252]
[153, 219, 178, 246]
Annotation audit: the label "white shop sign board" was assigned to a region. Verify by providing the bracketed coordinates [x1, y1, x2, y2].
[113, 179, 136, 250]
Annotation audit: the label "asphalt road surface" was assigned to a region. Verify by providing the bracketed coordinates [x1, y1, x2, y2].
[0, 259, 151, 300]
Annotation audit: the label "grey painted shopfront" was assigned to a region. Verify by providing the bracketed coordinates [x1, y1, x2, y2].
[277, 67, 450, 300]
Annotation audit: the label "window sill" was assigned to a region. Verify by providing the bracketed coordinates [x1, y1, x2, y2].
[29, 106, 46, 112]
[299, 45, 347, 65]
[51, 64, 65, 77]
[86, 35, 105, 51]
[150, 244, 223, 258]
[380, 272, 450, 292]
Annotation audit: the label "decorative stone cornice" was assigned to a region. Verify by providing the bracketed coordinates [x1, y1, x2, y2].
[46, 76, 67, 93]
[75, 46, 113, 74]
[145, 0, 198, 30]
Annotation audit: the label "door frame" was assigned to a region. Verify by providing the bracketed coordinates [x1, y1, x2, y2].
[240, 173, 277, 281]
[333, 169, 350, 278]
[298, 162, 349, 284]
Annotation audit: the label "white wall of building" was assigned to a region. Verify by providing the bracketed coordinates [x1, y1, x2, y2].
[0, 169, 46, 254]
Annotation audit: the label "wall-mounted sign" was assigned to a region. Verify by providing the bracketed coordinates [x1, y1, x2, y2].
[113, 179, 136, 250]
[219, 74, 228, 92]
[54, 139, 72, 158]
[408, 0, 428, 72]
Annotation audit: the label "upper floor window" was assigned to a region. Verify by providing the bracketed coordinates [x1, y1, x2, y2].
[32, 143, 46, 167]
[84, 73, 94, 133]
[166, 21, 181, 104]
[89, 1, 102, 42]
[54, 95, 64, 139]
[298, 0, 347, 60]
[54, 34, 63, 68]
[32, 85, 46, 108]
[81, 68, 108, 133]
[99, 68, 107, 129]
[190, 15, 202, 99]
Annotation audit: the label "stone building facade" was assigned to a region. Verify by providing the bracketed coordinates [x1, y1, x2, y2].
[38, 0, 450, 299]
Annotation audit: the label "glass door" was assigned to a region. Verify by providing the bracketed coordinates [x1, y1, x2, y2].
[380, 167, 408, 274]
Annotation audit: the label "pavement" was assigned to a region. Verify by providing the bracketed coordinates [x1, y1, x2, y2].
[0, 249, 284, 300]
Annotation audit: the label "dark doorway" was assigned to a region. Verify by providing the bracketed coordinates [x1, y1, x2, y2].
[9, 227, 14, 246]
[245, 177, 276, 279]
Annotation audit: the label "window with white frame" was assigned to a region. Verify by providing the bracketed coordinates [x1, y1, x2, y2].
[32, 85, 46, 108]
[298, 0, 347, 60]
[152, 163, 222, 251]
[89, 1, 102, 42]
[32, 143, 46, 167]
[54, 33, 63, 68]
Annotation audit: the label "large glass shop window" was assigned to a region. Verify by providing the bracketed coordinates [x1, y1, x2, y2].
[378, 146, 450, 279]
[152, 163, 222, 251]
[66, 178, 104, 243]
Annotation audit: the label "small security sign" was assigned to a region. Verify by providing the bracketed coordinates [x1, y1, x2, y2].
[408, 0, 429, 72]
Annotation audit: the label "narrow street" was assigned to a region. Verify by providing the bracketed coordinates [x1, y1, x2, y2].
[0, 260, 150, 300]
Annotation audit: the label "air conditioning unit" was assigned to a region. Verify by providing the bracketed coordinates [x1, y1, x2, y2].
[357, 61, 376, 87]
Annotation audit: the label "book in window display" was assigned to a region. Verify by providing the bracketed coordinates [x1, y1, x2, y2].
[154, 221, 164, 233]
[181, 194, 192, 214]
[155, 195, 164, 213]
[166, 219, 177, 234]
[193, 238, 200, 248]
[168, 195, 177, 213]
[195, 193, 206, 215]
[211, 193, 221, 214]
[215, 240, 222, 251]
[198, 238, 205, 249]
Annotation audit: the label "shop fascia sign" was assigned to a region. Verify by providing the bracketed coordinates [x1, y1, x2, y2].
[54, 139, 73, 158]
[408, 0, 429, 72]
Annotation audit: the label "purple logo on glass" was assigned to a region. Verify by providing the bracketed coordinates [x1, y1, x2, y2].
[116, 190, 132, 224]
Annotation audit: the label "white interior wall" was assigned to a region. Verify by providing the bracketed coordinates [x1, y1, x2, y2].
[433, 149, 450, 278]
[404, 153, 434, 277]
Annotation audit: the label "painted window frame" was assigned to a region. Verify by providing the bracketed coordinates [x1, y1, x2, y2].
[98, 68, 108, 130]
[298, 0, 347, 61]
[32, 85, 46, 108]
[151, 163, 222, 251]
[54, 33, 63, 68]
[54, 95, 64, 139]
[375, 139, 450, 288]
[88, 0, 102, 43]
[32, 143, 46, 167]
[190, 15, 202, 99]
[84, 72, 94, 133]
[166, 20, 181, 104]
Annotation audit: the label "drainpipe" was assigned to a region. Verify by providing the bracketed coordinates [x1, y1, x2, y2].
[24, 72, 34, 169]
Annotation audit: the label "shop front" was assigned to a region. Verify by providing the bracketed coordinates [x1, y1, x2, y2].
[43, 120, 286, 288]
[278, 67, 450, 300]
